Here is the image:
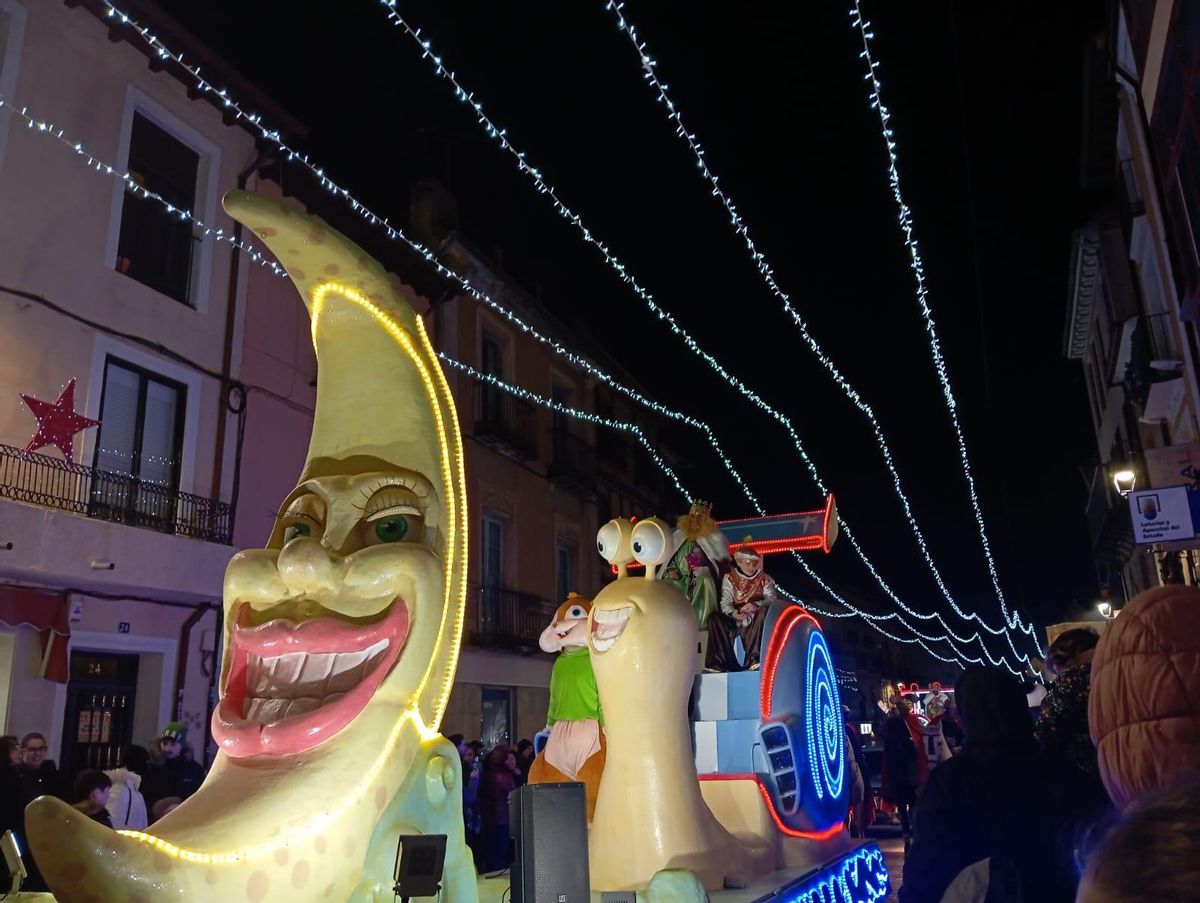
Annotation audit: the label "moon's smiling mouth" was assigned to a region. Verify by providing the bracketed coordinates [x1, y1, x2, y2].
[591, 606, 632, 653]
[213, 600, 409, 758]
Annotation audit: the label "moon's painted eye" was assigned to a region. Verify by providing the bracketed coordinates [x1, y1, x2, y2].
[630, 518, 670, 568]
[567, 606, 586, 619]
[283, 521, 312, 544]
[596, 520, 623, 562]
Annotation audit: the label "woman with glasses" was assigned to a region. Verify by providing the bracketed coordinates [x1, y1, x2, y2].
[5, 733, 63, 891]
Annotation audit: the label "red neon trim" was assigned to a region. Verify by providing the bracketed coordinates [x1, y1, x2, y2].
[697, 773, 843, 840]
[718, 505, 827, 524]
[759, 605, 820, 722]
[754, 779, 844, 841]
[821, 493, 836, 554]
[610, 562, 646, 575]
[727, 536, 824, 556]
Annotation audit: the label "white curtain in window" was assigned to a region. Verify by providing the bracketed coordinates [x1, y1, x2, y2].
[95, 365, 140, 475]
[139, 380, 179, 488]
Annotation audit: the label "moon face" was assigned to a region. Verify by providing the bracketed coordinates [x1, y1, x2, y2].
[215, 468, 444, 758]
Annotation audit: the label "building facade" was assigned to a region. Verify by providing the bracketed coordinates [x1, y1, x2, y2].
[1066, 0, 1200, 602]
[0, 0, 313, 770]
[0, 0, 678, 769]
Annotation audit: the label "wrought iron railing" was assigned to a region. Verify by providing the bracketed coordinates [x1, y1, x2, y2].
[474, 384, 538, 460]
[0, 444, 233, 545]
[467, 585, 558, 652]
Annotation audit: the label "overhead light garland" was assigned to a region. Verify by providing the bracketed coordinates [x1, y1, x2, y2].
[0, 98, 286, 280]
[602, 0, 1037, 665]
[73, 6, 1004, 670]
[849, 0, 1038, 643]
[371, 1, 1032, 670]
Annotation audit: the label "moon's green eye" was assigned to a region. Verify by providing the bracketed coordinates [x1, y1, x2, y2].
[374, 516, 410, 543]
[283, 522, 311, 544]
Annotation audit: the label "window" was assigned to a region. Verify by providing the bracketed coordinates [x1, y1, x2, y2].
[556, 542, 575, 603]
[90, 358, 186, 528]
[480, 686, 512, 748]
[116, 113, 200, 304]
[482, 515, 505, 588]
[481, 331, 504, 378]
[0, 1, 28, 172]
[479, 332, 506, 424]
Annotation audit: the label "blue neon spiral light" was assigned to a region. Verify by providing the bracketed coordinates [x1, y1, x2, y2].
[805, 630, 845, 801]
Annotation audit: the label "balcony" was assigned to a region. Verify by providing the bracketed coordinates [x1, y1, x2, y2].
[0, 444, 232, 545]
[467, 585, 558, 652]
[474, 384, 538, 461]
[548, 429, 596, 497]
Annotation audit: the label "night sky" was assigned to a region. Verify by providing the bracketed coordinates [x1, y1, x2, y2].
[165, 0, 1105, 646]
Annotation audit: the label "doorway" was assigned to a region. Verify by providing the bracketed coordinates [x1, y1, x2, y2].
[61, 651, 139, 779]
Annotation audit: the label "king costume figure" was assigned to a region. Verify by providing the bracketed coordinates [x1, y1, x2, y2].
[659, 500, 730, 630]
[705, 545, 780, 672]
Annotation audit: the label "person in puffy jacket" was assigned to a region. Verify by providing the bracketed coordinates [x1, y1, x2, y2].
[1089, 585, 1200, 810]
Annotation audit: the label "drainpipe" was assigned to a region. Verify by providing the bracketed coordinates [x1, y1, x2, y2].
[211, 150, 274, 539]
[173, 602, 216, 727]
[202, 603, 223, 769]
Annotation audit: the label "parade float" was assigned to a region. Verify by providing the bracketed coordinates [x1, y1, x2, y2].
[18, 196, 886, 902]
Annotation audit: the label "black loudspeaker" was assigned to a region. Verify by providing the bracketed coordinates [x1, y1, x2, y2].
[509, 782, 589, 903]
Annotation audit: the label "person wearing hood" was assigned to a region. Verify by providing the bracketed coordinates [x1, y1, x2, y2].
[104, 745, 149, 830]
[898, 667, 1075, 903]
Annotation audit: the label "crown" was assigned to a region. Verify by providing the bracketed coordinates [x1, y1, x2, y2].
[688, 499, 712, 517]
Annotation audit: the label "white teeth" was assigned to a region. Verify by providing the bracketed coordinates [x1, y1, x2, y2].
[591, 606, 632, 653]
[242, 639, 388, 724]
[594, 606, 632, 624]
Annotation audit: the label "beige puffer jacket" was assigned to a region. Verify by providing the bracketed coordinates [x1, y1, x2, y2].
[1089, 585, 1200, 809]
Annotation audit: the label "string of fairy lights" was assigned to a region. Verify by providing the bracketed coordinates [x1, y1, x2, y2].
[108, 0, 1023, 669]
[371, 1, 1035, 668]
[602, 0, 1040, 665]
[42, 1, 1037, 670]
[0, 98, 287, 279]
[849, 0, 1036, 641]
[0, 92, 991, 671]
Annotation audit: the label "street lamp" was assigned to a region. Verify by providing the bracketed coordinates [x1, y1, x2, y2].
[1112, 469, 1137, 497]
[1097, 601, 1114, 620]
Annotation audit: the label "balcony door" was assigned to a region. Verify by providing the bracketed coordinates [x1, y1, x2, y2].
[90, 357, 186, 530]
[479, 331, 505, 425]
[480, 515, 505, 634]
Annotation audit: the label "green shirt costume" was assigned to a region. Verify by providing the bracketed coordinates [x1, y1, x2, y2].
[548, 646, 603, 726]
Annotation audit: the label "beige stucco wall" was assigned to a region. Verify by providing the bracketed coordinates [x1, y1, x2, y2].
[0, 0, 258, 502]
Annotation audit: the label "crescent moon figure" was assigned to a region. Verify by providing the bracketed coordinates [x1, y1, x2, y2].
[25, 191, 476, 902]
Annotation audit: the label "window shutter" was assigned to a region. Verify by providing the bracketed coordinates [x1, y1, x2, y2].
[95, 364, 140, 475]
[138, 380, 180, 488]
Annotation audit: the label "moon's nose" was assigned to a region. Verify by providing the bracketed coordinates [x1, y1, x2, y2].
[276, 537, 341, 598]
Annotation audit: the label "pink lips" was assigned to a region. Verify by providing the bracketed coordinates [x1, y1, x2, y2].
[212, 599, 410, 758]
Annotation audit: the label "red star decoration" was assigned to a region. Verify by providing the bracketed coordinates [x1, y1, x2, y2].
[20, 379, 99, 465]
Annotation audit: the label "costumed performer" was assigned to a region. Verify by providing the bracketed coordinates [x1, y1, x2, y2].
[704, 545, 779, 672]
[658, 500, 730, 630]
[527, 592, 605, 821]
